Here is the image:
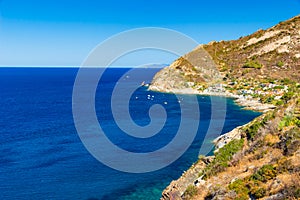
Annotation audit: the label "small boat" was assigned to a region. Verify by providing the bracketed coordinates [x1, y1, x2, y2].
[141, 81, 150, 87]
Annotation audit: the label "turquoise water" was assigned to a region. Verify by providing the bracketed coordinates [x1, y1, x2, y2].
[0, 68, 260, 199]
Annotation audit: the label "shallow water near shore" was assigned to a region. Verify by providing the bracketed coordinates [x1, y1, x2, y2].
[0, 67, 260, 200]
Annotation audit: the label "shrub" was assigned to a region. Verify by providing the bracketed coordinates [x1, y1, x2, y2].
[245, 112, 275, 140]
[203, 139, 244, 178]
[281, 78, 292, 85]
[228, 179, 249, 200]
[184, 185, 198, 199]
[281, 91, 294, 103]
[277, 158, 293, 173]
[261, 95, 274, 104]
[295, 118, 300, 127]
[284, 127, 300, 155]
[278, 115, 293, 130]
[250, 164, 277, 182]
[220, 66, 228, 72]
[274, 85, 284, 89]
[245, 121, 261, 140]
[251, 187, 266, 198]
[277, 61, 284, 67]
[215, 139, 244, 162]
[295, 188, 300, 198]
[242, 60, 263, 69]
[275, 100, 284, 106]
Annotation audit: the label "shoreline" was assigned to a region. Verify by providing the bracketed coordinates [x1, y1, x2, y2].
[147, 86, 276, 112]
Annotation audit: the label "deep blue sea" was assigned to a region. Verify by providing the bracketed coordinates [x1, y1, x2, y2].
[0, 67, 260, 200]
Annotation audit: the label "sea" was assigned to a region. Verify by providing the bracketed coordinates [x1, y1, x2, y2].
[0, 67, 261, 200]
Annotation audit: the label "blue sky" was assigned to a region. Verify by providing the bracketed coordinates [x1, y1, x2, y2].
[0, 0, 299, 66]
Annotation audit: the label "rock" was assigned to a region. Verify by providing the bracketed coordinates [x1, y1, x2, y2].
[160, 160, 207, 200]
[202, 156, 215, 164]
[213, 126, 244, 151]
[264, 193, 284, 200]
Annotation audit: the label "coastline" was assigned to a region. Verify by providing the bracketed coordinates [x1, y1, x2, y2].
[147, 14, 300, 199]
[147, 86, 275, 199]
[148, 86, 276, 112]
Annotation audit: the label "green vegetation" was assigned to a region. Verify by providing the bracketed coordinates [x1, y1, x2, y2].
[260, 95, 274, 104]
[282, 127, 300, 155]
[280, 78, 292, 85]
[295, 188, 300, 198]
[183, 185, 198, 199]
[242, 60, 263, 69]
[202, 139, 244, 179]
[250, 164, 277, 182]
[251, 187, 266, 199]
[228, 165, 276, 199]
[281, 91, 295, 103]
[279, 115, 294, 130]
[278, 114, 300, 130]
[200, 97, 299, 199]
[273, 85, 284, 89]
[277, 61, 284, 67]
[245, 121, 261, 140]
[275, 100, 284, 106]
[244, 112, 275, 140]
[220, 66, 229, 72]
[228, 179, 249, 200]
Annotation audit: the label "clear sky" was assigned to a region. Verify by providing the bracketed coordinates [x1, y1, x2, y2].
[0, 0, 299, 66]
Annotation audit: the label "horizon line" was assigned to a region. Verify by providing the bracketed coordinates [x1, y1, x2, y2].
[0, 64, 168, 68]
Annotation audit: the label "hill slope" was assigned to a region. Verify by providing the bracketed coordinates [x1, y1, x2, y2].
[149, 15, 300, 200]
[150, 15, 300, 103]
